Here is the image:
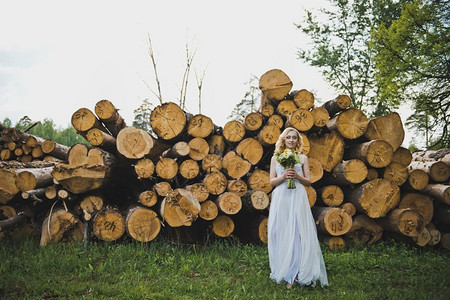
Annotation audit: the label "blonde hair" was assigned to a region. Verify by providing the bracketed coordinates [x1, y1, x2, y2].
[274, 127, 303, 155]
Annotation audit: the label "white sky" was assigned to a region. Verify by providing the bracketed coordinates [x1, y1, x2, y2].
[0, 0, 414, 146]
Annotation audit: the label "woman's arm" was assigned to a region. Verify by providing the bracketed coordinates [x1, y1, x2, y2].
[295, 155, 311, 186]
[270, 156, 288, 187]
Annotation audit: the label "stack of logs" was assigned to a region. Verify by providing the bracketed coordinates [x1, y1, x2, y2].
[1, 68, 449, 250]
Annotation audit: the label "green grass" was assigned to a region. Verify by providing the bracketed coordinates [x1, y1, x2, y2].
[0, 237, 449, 299]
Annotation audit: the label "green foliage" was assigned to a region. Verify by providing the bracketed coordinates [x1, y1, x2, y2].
[132, 98, 154, 134]
[296, 0, 406, 115]
[371, 0, 450, 147]
[0, 237, 449, 299]
[228, 75, 260, 121]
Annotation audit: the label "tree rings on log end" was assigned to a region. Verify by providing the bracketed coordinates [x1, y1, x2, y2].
[212, 215, 235, 237]
[93, 210, 125, 242]
[199, 200, 218, 220]
[187, 114, 214, 138]
[116, 127, 153, 159]
[223, 121, 245, 143]
[126, 207, 160, 242]
[216, 192, 242, 215]
[248, 169, 272, 193]
[150, 102, 186, 141]
[259, 69, 293, 101]
[134, 158, 155, 179]
[139, 190, 158, 207]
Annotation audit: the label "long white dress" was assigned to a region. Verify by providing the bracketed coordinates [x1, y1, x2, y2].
[268, 155, 328, 287]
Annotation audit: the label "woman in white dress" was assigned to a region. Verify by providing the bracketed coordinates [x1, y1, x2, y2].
[268, 127, 328, 288]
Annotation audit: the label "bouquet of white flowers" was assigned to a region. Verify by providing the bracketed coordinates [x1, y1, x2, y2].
[275, 149, 301, 189]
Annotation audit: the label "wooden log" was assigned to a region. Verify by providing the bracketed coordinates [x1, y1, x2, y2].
[391, 147, 412, 166]
[93, 209, 126, 242]
[179, 159, 200, 180]
[243, 112, 264, 132]
[289, 89, 314, 110]
[383, 162, 408, 186]
[201, 154, 222, 173]
[242, 190, 270, 211]
[161, 141, 190, 158]
[31, 145, 44, 159]
[71, 107, 108, 135]
[14, 147, 23, 157]
[80, 195, 104, 221]
[15, 167, 54, 192]
[134, 158, 155, 179]
[326, 108, 369, 140]
[45, 185, 58, 200]
[364, 112, 404, 151]
[57, 189, 70, 200]
[398, 193, 434, 225]
[155, 157, 178, 180]
[312, 206, 352, 236]
[0, 149, 11, 161]
[227, 179, 248, 197]
[305, 185, 317, 207]
[276, 100, 297, 119]
[247, 169, 272, 193]
[323, 236, 346, 251]
[408, 161, 450, 183]
[257, 125, 281, 147]
[188, 137, 209, 161]
[0, 168, 19, 204]
[442, 233, 450, 250]
[426, 223, 441, 246]
[259, 103, 275, 118]
[187, 114, 217, 138]
[208, 135, 226, 156]
[153, 182, 172, 197]
[212, 215, 235, 237]
[150, 102, 188, 141]
[286, 108, 314, 132]
[223, 120, 246, 144]
[86, 128, 117, 153]
[21, 187, 46, 201]
[331, 159, 368, 185]
[51, 144, 116, 194]
[321, 95, 351, 117]
[366, 168, 379, 181]
[377, 208, 425, 237]
[345, 178, 401, 218]
[222, 151, 251, 179]
[199, 200, 218, 221]
[412, 149, 450, 165]
[185, 183, 209, 203]
[345, 214, 383, 245]
[311, 107, 330, 128]
[341, 202, 356, 216]
[299, 133, 310, 156]
[267, 114, 284, 130]
[125, 206, 160, 242]
[405, 169, 429, 191]
[94, 99, 127, 137]
[235, 138, 263, 165]
[203, 172, 227, 195]
[308, 131, 345, 172]
[344, 140, 393, 168]
[215, 192, 242, 215]
[40, 209, 84, 246]
[421, 184, 450, 205]
[160, 189, 201, 227]
[116, 126, 154, 159]
[138, 190, 158, 207]
[412, 226, 432, 247]
[318, 185, 344, 207]
[308, 157, 323, 184]
[259, 69, 293, 101]
[0, 214, 27, 234]
[41, 140, 70, 161]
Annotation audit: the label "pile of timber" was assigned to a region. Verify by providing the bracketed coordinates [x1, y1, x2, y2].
[1, 70, 449, 251]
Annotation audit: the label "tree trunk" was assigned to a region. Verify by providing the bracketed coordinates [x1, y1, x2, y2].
[0, 169, 19, 204]
[398, 193, 434, 225]
[327, 108, 369, 140]
[331, 159, 368, 185]
[153, 182, 172, 197]
[223, 120, 246, 144]
[366, 168, 379, 181]
[208, 135, 226, 156]
[391, 147, 412, 166]
[155, 157, 178, 180]
[364, 112, 404, 151]
[80, 195, 104, 221]
[267, 114, 284, 130]
[40, 209, 84, 246]
[259, 103, 275, 118]
[160, 189, 201, 227]
[134, 158, 155, 179]
[247, 169, 272, 193]
[125, 206, 160, 242]
[199, 200, 218, 221]
[215, 192, 242, 215]
[305, 185, 317, 207]
[201, 154, 222, 173]
[276, 100, 297, 119]
[212, 214, 235, 237]
[138, 190, 158, 207]
[412, 149, 450, 165]
[222, 151, 251, 179]
[15, 167, 54, 192]
[312, 206, 353, 236]
[311, 107, 330, 128]
[244, 112, 264, 132]
[116, 126, 154, 159]
[179, 159, 200, 180]
[286, 108, 314, 132]
[235, 138, 264, 166]
[323, 236, 346, 251]
[318, 185, 344, 207]
[408, 161, 450, 183]
[71, 107, 108, 135]
[86, 128, 117, 153]
[345, 214, 383, 245]
[377, 208, 425, 237]
[383, 162, 408, 186]
[187, 114, 217, 138]
[227, 179, 248, 197]
[259, 69, 293, 101]
[41, 140, 70, 161]
[341, 202, 356, 217]
[185, 183, 209, 203]
[308, 157, 324, 184]
[257, 125, 281, 147]
[162, 141, 190, 159]
[203, 172, 228, 195]
[92, 209, 126, 242]
[187, 138, 210, 161]
[321, 95, 351, 117]
[344, 140, 393, 168]
[345, 178, 401, 218]
[150, 102, 188, 141]
[308, 131, 345, 172]
[289, 89, 315, 110]
[405, 169, 429, 191]
[421, 183, 450, 205]
[242, 190, 270, 211]
[94, 99, 127, 137]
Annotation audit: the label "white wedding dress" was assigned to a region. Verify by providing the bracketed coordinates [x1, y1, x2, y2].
[268, 155, 328, 287]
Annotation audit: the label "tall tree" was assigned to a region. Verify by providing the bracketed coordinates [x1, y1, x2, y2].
[371, 0, 449, 148]
[296, 0, 405, 115]
[133, 98, 154, 133]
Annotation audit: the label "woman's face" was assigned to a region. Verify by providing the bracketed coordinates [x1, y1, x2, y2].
[284, 131, 298, 149]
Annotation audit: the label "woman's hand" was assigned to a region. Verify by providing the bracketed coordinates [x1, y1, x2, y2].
[284, 168, 297, 179]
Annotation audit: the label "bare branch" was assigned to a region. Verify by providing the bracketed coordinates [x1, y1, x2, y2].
[179, 39, 196, 110]
[195, 66, 207, 114]
[147, 34, 163, 104]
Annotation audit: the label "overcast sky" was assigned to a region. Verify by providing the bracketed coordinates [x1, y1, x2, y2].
[0, 0, 414, 145]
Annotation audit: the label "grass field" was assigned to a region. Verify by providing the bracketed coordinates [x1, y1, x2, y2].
[0, 236, 449, 299]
